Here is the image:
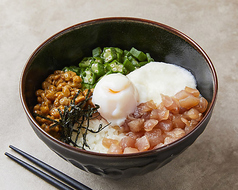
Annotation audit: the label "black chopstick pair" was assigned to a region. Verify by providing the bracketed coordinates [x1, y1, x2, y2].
[5, 145, 92, 190]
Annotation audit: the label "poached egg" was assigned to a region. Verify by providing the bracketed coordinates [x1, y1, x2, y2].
[92, 73, 138, 126]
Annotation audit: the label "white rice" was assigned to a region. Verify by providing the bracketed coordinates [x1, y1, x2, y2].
[71, 118, 126, 153]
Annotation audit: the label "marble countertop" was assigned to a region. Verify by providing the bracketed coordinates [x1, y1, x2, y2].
[1, 1, 237, 189]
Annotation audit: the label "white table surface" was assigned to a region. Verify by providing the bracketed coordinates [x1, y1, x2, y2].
[1, 0, 237, 189]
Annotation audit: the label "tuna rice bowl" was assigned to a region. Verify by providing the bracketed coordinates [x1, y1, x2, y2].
[33, 47, 208, 154]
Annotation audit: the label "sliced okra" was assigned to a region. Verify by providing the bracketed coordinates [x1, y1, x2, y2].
[62, 66, 81, 76]
[101, 47, 117, 63]
[129, 47, 147, 62]
[79, 57, 94, 68]
[123, 58, 136, 72]
[146, 53, 154, 62]
[91, 62, 105, 78]
[106, 60, 127, 74]
[81, 69, 96, 84]
[92, 47, 102, 57]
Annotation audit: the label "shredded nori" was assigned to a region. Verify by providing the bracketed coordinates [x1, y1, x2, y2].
[35, 89, 109, 150]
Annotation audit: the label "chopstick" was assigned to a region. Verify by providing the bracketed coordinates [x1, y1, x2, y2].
[5, 152, 74, 190]
[5, 145, 92, 190]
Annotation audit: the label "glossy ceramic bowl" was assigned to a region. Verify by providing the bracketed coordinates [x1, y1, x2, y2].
[20, 17, 218, 179]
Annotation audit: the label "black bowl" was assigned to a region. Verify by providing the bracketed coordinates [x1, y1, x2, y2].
[20, 17, 218, 179]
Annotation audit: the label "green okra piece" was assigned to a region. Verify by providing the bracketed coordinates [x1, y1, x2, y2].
[115, 47, 124, 55]
[94, 57, 104, 64]
[116, 52, 123, 62]
[146, 53, 154, 62]
[92, 47, 102, 57]
[106, 60, 127, 74]
[91, 62, 105, 78]
[79, 57, 94, 68]
[101, 47, 117, 63]
[62, 66, 81, 76]
[128, 55, 140, 67]
[81, 68, 96, 85]
[129, 47, 147, 62]
[138, 61, 148, 67]
[81, 83, 95, 90]
[123, 58, 136, 72]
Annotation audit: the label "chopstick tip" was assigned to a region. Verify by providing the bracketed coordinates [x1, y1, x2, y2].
[4, 152, 10, 157]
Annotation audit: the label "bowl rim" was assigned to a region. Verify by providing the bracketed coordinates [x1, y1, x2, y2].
[20, 17, 218, 158]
